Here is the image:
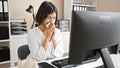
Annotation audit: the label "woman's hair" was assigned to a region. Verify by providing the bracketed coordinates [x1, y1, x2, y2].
[36, 1, 58, 25]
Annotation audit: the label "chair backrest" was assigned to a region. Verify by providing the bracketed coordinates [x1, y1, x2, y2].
[18, 44, 30, 60]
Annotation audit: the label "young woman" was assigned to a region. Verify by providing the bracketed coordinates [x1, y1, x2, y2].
[27, 1, 64, 62]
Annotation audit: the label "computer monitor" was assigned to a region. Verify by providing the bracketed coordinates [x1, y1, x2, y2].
[68, 11, 120, 68]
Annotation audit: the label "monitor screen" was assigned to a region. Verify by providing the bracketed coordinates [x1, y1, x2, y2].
[68, 11, 120, 68]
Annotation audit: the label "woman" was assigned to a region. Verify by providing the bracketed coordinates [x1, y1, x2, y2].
[27, 1, 64, 62]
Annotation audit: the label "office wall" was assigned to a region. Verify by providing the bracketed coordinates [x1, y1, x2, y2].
[97, 0, 120, 12]
[51, 0, 64, 19]
[9, 0, 64, 30]
[9, 0, 120, 30]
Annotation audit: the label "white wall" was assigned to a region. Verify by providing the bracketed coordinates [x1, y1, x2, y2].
[98, 0, 120, 12]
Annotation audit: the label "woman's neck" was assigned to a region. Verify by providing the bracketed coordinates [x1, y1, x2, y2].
[39, 24, 46, 33]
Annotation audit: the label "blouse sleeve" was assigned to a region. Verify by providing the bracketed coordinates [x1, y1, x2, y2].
[27, 30, 48, 61]
[52, 29, 64, 57]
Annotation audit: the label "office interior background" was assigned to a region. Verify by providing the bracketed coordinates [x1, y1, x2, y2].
[0, 0, 120, 68]
[10, 0, 120, 30]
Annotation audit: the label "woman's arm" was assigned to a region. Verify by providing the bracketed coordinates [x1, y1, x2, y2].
[51, 28, 64, 57]
[27, 29, 48, 61]
[43, 23, 55, 50]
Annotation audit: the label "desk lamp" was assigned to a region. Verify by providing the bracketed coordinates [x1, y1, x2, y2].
[26, 5, 35, 29]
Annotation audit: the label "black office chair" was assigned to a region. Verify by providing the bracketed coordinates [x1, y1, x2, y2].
[18, 44, 30, 60]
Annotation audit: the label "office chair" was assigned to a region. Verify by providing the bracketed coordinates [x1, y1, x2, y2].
[18, 44, 30, 60]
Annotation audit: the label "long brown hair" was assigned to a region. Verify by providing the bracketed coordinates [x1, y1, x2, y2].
[36, 1, 58, 25]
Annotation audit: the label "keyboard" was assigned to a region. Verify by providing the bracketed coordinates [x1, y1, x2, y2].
[51, 58, 75, 68]
[38, 62, 55, 68]
[51, 57, 98, 68]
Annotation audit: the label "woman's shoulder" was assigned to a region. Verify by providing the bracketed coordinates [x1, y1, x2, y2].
[55, 28, 61, 33]
[28, 27, 40, 34]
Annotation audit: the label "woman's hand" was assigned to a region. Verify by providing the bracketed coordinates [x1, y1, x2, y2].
[51, 25, 57, 49]
[42, 23, 55, 51]
[45, 23, 55, 42]
[43, 23, 57, 50]
[46, 23, 57, 48]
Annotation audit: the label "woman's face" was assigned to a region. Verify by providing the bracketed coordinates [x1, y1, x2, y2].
[42, 12, 56, 27]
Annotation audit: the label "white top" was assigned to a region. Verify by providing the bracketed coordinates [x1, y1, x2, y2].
[27, 27, 64, 62]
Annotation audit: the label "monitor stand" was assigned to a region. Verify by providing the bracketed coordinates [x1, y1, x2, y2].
[99, 48, 115, 68]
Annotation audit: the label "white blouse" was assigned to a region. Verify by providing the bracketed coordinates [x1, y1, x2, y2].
[27, 27, 64, 62]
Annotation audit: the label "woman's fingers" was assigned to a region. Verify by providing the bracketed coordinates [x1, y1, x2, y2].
[45, 23, 56, 42]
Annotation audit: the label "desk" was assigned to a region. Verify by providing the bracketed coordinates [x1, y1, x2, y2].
[38, 54, 120, 68]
